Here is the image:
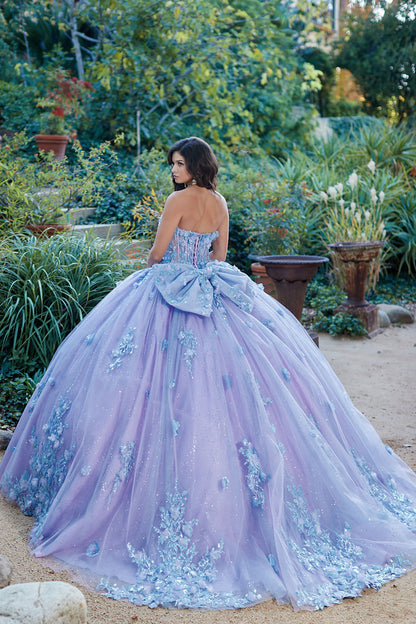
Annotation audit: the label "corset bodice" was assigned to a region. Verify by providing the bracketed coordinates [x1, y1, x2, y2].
[162, 227, 219, 268]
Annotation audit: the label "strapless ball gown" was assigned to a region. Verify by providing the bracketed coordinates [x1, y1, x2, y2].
[1, 227, 416, 611]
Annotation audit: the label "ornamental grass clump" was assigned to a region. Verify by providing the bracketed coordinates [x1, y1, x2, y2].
[0, 234, 130, 370]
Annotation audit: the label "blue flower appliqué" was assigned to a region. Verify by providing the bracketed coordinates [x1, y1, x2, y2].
[284, 481, 410, 610]
[352, 450, 416, 531]
[107, 327, 137, 372]
[178, 328, 197, 376]
[238, 439, 270, 508]
[107, 441, 136, 507]
[98, 488, 263, 608]
[0, 396, 75, 539]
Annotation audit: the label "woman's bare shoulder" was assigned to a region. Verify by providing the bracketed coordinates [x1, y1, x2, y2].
[163, 189, 190, 213]
[213, 191, 228, 216]
[214, 190, 227, 204]
[165, 189, 187, 204]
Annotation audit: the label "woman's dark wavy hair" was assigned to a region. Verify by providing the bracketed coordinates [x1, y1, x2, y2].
[167, 137, 218, 191]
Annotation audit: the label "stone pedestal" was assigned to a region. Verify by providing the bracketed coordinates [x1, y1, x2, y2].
[328, 241, 385, 338]
[336, 302, 382, 338]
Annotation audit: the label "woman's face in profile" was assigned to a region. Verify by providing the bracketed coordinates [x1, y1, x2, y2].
[171, 151, 193, 186]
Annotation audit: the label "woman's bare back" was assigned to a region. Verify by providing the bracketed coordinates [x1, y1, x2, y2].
[176, 186, 227, 234]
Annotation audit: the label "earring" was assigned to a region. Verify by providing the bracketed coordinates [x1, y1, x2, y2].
[191, 178, 197, 185]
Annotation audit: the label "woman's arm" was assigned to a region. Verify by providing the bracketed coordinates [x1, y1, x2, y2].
[147, 194, 182, 267]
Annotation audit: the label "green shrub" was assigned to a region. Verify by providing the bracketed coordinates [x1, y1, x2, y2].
[0, 81, 39, 136]
[0, 360, 43, 430]
[0, 233, 130, 370]
[87, 148, 172, 243]
[326, 115, 384, 138]
[383, 192, 416, 276]
[368, 274, 416, 305]
[313, 310, 368, 337]
[305, 272, 416, 336]
[304, 275, 367, 336]
[325, 100, 364, 118]
[0, 132, 121, 233]
[219, 155, 320, 270]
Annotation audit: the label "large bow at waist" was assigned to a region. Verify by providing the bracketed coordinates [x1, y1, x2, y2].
[149, 261, 256, 316]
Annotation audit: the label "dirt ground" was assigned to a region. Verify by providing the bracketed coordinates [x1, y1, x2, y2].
[1, 322, 416, 624]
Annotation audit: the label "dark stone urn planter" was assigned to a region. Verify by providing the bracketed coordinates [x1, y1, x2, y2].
[328, 240, 385, 337]
[257, 255, 329, 345]
[250, 262, 278, 299]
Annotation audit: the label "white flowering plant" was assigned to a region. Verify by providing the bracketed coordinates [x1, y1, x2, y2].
[316, 160, 388, 289]
[319, 161, 387, 244]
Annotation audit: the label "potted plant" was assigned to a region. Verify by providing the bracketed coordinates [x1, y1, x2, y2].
[35, 69, 93, 160]
[243, 180, 328, 323]
[315, 161, 387, 335]
[0, 133, 114, 237]
[244, 180, 305, 291]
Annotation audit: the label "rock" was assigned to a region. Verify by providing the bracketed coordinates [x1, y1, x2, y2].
[378, 309, 391, 328]
[0, 431, 13, 451]
[0, 558, 12, 589]
[0, 581, 87, 624]
[377, 303, 414, 324]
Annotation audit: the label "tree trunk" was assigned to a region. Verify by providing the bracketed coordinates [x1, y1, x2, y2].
[69, 0, 85, 80]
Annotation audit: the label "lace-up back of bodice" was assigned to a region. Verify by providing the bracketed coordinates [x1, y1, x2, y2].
[162, 227, 219, 268]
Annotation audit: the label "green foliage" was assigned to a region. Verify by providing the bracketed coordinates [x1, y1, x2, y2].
[0, 233, 130, 370]
[0, 360, 43, 430]
[324, 99, 364, 118]
[314, 311, 368, 337]
[0, 81, 39, 135]
[304, 272, 416, 337]
[368, 273, 416, 305]
[336, 1, 416, 123]
[243, 181, 310, 256]
[0, 132, 119, 232]
[300, 47, 335, 117]
[88, 148, 172, 244]
[281, 122, 416, 276]
[0, 0, 326, 156]
[85, 0, 315, 154]
[304, 276, 367, 336]
[126, 190, 164, 240]
[382, 192, 416, 276]
[347, 123, 416, 173]
[326, 116, 382, 138]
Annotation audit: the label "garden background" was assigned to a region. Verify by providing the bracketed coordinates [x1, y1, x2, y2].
[0, 0, 416, 429]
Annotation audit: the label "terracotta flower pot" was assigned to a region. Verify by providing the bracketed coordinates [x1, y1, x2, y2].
[250, 262, 278, 299]
[25, 223, 71, 238]
[34, 134, 69, 160]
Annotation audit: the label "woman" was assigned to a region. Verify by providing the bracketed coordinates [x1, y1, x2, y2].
[1, 137, 416, 611]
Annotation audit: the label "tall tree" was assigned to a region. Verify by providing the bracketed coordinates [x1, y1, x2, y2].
[337, 0, 416, 122]
[0, 0, 327, 153]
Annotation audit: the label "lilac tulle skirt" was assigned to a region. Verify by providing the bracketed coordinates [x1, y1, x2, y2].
[2, 258, 416, 611]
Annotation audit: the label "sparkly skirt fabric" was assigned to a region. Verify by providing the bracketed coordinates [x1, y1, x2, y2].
[1, 260, 416, 611]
